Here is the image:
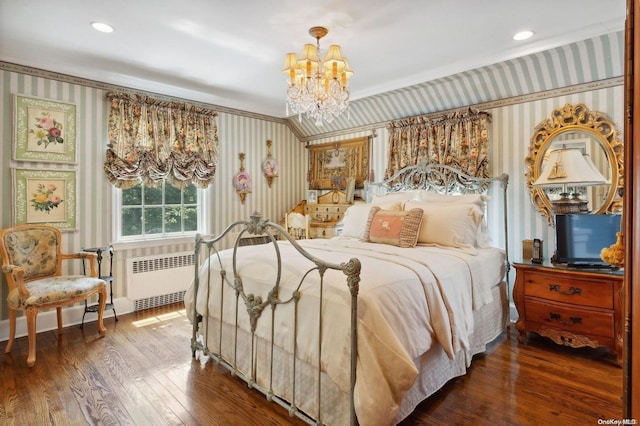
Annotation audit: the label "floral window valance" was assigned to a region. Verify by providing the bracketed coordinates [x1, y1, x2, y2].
[104, 92, 219, 189]
[385, 109, 491, 179]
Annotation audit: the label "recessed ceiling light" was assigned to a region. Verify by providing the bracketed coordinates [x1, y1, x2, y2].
[91, 22, 114, 33]
[513, 30, 534, 41]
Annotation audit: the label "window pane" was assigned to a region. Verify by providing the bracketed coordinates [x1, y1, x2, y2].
[165, 184, 182, 204]
[144, 186, 163, 205]
[122, 184, 142, 205]
[145, 207, 163, 234]
[184, 206, 198, 231]
[122, 207, 142, 236]
[165, 207, 182, 233]
[183, 185, 197, 204]
[119, 180, 201, 239]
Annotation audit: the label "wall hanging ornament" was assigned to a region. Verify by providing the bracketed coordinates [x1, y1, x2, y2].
[263, 139, 278, 188]
[234, 153, 252, 204]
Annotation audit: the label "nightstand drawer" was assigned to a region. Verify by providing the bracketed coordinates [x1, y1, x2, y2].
[523, 271, 613, 309]
[526, 299, 614, 338]
[305, 205, 348, 222]
[308, 222, 337, 239]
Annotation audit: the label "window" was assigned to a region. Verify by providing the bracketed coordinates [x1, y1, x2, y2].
[118, 181, 202, 239]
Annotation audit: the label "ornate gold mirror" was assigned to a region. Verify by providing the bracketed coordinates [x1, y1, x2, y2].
[525, 103, 624, 225]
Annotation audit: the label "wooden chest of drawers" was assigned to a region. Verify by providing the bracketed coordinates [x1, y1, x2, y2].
[304, 202, 350, 239]
[513, 262, 623, 364]
[304, 203, 349, 223]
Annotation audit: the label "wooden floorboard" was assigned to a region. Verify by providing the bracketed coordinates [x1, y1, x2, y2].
[0, 302, 623, 425]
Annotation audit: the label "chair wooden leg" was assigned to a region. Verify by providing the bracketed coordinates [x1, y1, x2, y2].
[25, 307, 38, 367]
[5, 308, 16, 354]
[97, 286, 107, 336]
[56, 307, 63, 335]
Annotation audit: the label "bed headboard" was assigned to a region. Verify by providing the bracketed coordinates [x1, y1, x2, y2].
[365, 162, 510, 279]
[365, 161, 507, 197]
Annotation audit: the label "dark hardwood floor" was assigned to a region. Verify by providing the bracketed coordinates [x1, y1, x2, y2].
[0, 302, 623, 425]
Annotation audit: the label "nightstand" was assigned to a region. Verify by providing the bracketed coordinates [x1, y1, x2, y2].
[513, 262, 623, 364]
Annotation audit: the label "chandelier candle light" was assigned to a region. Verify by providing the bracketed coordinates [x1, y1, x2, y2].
[283, 26, 353, 126]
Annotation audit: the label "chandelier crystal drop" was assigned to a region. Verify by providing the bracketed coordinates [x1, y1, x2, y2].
[282, 26, 353, 126]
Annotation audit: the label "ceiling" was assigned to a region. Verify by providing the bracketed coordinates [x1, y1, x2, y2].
[0, 0, 626, 121]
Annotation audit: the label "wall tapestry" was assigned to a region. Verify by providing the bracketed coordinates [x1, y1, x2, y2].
[307, 136, 370, 190]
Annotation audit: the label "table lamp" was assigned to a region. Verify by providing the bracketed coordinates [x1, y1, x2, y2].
[533, 148, 610, 214]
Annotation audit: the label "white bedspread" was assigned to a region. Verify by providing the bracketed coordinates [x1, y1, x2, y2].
[185, 238, 505, 426]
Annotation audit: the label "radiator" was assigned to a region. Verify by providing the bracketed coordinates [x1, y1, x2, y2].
[126, 252, 195, 311]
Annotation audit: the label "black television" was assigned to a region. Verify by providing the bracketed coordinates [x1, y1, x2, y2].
[555, 214, 621, 267]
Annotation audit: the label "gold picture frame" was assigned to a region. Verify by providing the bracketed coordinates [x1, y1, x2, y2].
[12, 168, 77, 231]
[13, 94, 77, 164]
[308, 136, 370, 190]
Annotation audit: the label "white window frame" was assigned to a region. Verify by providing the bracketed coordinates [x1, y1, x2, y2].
[111, 182, 208, 250]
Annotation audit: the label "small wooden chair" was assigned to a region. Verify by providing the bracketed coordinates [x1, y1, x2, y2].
[0, 224, 107, 367]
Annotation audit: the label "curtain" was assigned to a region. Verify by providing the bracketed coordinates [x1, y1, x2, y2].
[385, 109, 491, 179]
[104, 92, 219, 189]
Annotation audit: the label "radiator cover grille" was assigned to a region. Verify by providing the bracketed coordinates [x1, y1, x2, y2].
[134, 291, 186, 311]
[132, 253, 194, 274]
[127, 252, 195, 311]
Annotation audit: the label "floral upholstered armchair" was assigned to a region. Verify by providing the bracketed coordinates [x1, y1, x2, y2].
[0, 225, 107, 367]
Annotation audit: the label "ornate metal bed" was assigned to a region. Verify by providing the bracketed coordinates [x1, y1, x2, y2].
[186, 163, 510, 425]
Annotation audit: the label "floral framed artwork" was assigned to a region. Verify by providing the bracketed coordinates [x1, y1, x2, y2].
[12, 168, 77, 231]
[13, 94, 77, 164]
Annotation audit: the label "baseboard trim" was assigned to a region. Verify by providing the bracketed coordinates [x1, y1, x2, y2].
[0, 297, 133, 343]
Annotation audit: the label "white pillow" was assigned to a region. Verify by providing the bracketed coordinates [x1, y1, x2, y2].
[404, 201, 484, 249]
[340, 202, 401, 239]
[417, 192, 489, 207]
[371, 190, 422, 205]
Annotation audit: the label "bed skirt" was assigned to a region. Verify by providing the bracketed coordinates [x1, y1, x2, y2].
[195, 280, 509, 425]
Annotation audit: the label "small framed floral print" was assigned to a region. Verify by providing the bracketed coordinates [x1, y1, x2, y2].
[307, 190, 318, 204]
[13, 94, 77, 164]
[12, 168, 77, 231]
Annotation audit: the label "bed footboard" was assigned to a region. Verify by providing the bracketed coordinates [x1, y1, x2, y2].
[189, 212, 361, 425]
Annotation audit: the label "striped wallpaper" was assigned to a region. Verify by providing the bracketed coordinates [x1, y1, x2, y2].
[0, 29, 625, 321]
[0, 72, 306, 320]
[290, 31, 624, 140]
[306, 85, 625, 292]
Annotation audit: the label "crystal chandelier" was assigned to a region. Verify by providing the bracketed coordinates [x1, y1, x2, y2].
[282, 26, 353, 126]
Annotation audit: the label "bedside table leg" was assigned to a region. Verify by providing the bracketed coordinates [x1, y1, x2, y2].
[515, 320, 527, 343]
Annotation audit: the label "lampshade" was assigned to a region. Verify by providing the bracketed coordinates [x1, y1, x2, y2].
[298, 43, 319, 63]
[582, 152, 611, 185]
[339, 57, 354, 79]
[533, 148, 609, 187]
[282, 53, 301, 83]
[324, 45, 345, 67]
